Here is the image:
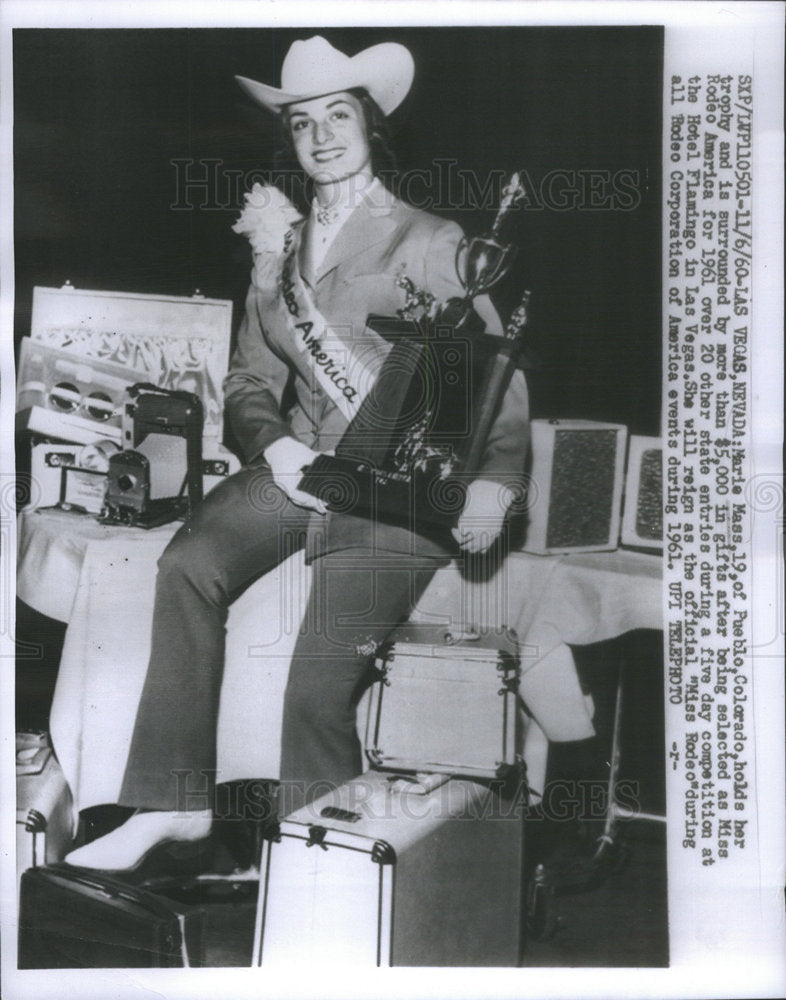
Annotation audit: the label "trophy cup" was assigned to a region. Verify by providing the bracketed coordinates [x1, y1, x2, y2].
[298, 171, 531, 541]
[435, 171, 527, 331]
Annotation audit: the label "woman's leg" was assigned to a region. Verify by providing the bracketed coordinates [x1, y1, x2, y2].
[66, 466, 310, 869]
[118, 466, 312, 810]
[278, 549, 449, 813]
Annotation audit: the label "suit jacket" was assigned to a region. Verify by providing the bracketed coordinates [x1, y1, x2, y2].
[223, 188, 530, 557]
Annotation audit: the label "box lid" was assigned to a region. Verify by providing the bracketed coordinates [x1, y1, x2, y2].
[31, 284, 233, 438]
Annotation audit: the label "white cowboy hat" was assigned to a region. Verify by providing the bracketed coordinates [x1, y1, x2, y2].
[235, 35, 414, 117]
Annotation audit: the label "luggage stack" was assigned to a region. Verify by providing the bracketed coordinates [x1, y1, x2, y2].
[15, 729, 211, 969]
[15, 731, 73, 888]
[17, 626, 528, 967]
[254, 625, 528, 967]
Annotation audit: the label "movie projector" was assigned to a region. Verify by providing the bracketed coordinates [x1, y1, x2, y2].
[17, 279, 238, 526]
[101, 383, 204, 528]
[23, 380, 207, 529]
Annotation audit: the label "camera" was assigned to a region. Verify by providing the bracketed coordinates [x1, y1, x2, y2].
[101, 383, 203, 529]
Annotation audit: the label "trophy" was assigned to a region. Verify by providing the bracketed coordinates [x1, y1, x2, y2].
[298, 172, 531, 541]
[435, 171, 527, 331]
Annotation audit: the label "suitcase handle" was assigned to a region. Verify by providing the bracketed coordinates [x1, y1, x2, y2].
[45, 863, 190, 918]
[385, 772, 451, 795]
[443, 629, 480, 644]
[320, 806, 362, 824]
[380, 623, 519, 656]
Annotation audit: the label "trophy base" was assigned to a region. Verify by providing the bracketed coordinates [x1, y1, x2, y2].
[432, 298, 486, 333]
[298, 455, 466, 540]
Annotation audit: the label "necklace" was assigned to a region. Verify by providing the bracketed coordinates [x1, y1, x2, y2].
[315, 205, 339, 227]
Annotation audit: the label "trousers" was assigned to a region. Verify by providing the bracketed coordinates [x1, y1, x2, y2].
[119, 465, 448, 812]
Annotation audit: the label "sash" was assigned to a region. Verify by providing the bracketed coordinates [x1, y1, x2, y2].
[278, 227, 384, 423]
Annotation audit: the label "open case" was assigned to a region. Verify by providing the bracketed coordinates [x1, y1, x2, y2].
[16, 283, 238, 511]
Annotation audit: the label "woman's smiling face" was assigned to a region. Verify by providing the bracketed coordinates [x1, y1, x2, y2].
[286, 91, 373, 186]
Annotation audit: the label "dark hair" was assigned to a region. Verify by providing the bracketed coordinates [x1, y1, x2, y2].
[278, 87, 396, 178]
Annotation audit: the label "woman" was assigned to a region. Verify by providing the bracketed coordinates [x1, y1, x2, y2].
[66, 35, 529, 871]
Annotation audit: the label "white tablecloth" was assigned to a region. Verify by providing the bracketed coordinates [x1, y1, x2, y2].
[18, 508, 662, 819]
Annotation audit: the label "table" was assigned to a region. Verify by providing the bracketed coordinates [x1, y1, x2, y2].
[17, 507, 662, 821]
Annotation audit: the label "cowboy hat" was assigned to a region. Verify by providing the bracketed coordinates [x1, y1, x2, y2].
[235, 35, 414, 117]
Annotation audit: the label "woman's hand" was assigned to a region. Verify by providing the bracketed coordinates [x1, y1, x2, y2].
[264, 437, 328, 513]
[451, 479, 515, 554]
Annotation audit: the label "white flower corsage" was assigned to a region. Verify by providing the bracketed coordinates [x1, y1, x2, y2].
[232, 183, 303, 255]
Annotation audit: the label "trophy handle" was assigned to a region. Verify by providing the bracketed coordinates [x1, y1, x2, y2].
[454, 236, 470, 299]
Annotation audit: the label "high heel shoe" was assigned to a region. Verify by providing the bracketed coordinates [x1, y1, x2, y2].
[71, 836, 214, 883]
[64, 809, 213, 875]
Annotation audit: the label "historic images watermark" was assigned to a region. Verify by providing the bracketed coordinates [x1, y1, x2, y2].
[170, 158, 642, 214]
[172, 768, 642, 823]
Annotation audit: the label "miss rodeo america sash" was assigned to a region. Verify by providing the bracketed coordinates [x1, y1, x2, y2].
[279, 228, 382, 423]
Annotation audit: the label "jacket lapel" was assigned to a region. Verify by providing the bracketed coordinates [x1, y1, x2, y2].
[314, 188, 398, 284]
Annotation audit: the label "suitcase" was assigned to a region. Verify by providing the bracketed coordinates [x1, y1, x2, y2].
[16, 731, 74, 884]
[254, 769, 525, 967]
[18, 863, 205, 968]
[364, 624, 521, 778]
[23, 283, 233, 445]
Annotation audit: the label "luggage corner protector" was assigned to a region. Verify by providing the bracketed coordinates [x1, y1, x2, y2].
[497, 653, 520, 678]
[497, 672, 519, 695]
[262, 820, 282, 843]
[371, 840, 396, 865]
[24, 808, 48, 833]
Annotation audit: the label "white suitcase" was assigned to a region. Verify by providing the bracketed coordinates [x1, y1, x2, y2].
[364, 624, 521, 779]
[254, 769, 525, 967]
[16, 732, 74, 885]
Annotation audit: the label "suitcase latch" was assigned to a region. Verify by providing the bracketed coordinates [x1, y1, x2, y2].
[305, 825, 329, 850]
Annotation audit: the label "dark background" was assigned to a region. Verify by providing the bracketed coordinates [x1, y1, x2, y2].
[14, 25, 663, 436]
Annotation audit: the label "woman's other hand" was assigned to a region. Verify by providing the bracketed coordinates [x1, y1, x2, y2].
[264, 437, 328, 513]
[451, 479, 514, 554]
